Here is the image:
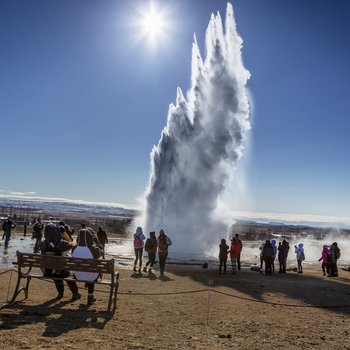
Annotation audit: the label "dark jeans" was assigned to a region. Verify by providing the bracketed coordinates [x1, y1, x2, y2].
[330, 259, 338, 276]
[297, 259, 303, 273]
[264, 257, 273, 275]
[219, 259, 227, 273]
[134, 248, 143, 267]
[237, 254, 241, 270]
[159, 252, 168, 273]
[87, 283, 94, 294]
[49, 270, 78, 295]
[322, 262, 330, 275]
[4, 233, 11, 249]
[145, 252, 156, 268]
[34, 236, 42, 253]
[279, 257, 287, 273]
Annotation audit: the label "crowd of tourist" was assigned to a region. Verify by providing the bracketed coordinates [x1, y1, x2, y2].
[1, 215, 344, 289]
[219, 237, 341, 278]
[132, 227, 172, 276]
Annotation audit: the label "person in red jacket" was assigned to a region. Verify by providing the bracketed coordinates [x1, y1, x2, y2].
[230, 237, 241, 274]
[318, 245, 330, 276]
[235, 233, 243, 270]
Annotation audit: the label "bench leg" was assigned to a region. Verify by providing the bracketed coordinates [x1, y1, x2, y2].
[10, 274, 23, 304]
[107, 282, 114, 312]
[24, 276, 32, 299]
[113, 279, 119, 310]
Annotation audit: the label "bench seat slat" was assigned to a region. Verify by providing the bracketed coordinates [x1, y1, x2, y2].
[16, 253, 115, 274]
[24, 273, 115, 285]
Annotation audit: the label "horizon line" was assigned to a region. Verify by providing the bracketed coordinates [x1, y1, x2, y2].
[1, 193, 350, 226]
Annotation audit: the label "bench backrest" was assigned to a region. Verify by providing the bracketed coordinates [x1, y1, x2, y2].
[15, 251, 115, 274]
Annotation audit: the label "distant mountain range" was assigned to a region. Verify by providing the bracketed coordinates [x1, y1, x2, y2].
[0, 196, 137, 217]
[1, 195, 349, 230]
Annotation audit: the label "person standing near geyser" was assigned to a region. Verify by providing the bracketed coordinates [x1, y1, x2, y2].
[295, 243, 305, 273]
[218, 238, 230, 274]
[235, 233, 243, 270]
[158, 229, 172, 276]
[133, 227, 145, 272]
[143, 231, 158, 273]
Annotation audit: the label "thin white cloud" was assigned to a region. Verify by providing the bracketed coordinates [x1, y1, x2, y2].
[0, 193, 134, 210]
[8, 191, 37, 196]
[227, 210, 350, 227]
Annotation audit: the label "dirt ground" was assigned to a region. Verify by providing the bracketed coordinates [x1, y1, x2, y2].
[1, 262, 350, 350]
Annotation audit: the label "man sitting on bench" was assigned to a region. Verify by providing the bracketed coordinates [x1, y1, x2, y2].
[40, 220, 81, 301]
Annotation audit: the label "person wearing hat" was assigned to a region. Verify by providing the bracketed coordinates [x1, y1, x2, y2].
[157, 229, 172, 276]
[230, 237, 241, 275]
[143, 231, 157, 273]
[294, 243, 305, 273]
[218, 238, 230, 274]
[40, 224, 80, 301]
[318, 245, 331, 276]
[133, 227, 145, 272]
[330, 242, 341, 277]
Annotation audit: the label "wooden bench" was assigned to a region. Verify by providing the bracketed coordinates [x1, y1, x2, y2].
[11, 251, 119, 312]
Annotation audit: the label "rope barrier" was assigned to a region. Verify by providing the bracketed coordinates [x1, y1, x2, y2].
[0, 269, 15, 276]
[115, 288, 350, 309]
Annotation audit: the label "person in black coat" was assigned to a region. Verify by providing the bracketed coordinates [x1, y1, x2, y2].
[2, 215, 16, 249]
[218, 239, 230, 274]
[278, 239, 290, 273]
[97, 226, 108, 258]
[262, 240, 274, 275]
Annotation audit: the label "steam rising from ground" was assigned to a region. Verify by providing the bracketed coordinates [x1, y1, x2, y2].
[142, 3, 250, 256]
[241, 234, 350, 267]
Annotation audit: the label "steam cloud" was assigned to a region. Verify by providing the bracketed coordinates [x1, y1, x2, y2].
[143, 3, 250, 256]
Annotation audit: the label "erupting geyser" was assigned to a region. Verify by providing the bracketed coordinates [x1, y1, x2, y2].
[143, 3, 251, 256]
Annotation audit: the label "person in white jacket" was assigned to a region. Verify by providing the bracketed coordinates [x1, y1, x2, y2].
[295, 243, 305, 273]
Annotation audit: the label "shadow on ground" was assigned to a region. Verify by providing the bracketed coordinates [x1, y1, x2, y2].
[0, 298, 114, 336]
[169, 266, 350, 316]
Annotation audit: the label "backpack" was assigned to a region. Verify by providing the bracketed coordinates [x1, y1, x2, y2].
[299, 251, 305, 261]
[2, 220, 11, 231]
[146, 238, 157, 253]
[158, 237, 168, 252]
[335, 247, 341, 260]
[33, 222, 41, 233]
[44, 223, 61, 245]
[134, 235, 143, 249]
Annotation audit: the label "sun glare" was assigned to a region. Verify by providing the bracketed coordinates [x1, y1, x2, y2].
[141, 11, 165, 36]
[132, 2, 172, 49]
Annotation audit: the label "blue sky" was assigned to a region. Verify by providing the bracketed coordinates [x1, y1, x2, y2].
[1, 0, 349, 218]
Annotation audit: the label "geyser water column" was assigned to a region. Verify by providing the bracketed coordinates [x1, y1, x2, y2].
[144, 3, 251, 257]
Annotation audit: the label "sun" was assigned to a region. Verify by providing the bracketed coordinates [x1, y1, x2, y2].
[132, 2, 172, 49]
[140, 10, 165, 37]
